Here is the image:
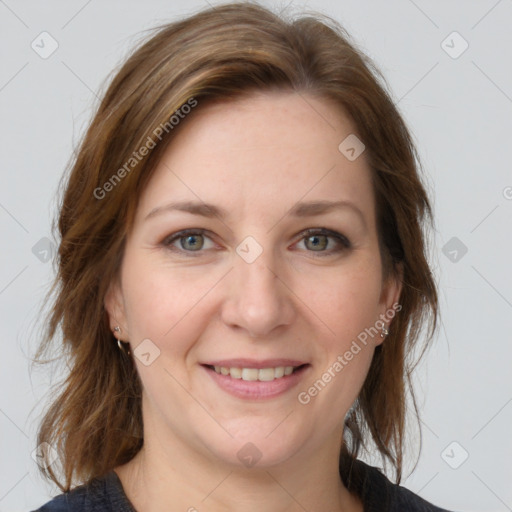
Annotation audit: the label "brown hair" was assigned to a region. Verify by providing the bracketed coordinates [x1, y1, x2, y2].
[35, 1, 438, 492]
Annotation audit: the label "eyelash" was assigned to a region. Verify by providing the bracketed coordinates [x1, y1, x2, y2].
[161, 228, 351, 257]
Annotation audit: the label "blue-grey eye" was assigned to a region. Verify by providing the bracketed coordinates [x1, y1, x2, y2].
[298, 229, 351, 254]
[163, 229, 216, 254]
[304, 234, 329, 251]
[180, 234, 204, 251]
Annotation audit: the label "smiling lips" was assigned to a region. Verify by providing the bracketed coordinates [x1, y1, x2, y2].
[212, 365, 297, 381]
[203, 359, 310, 399]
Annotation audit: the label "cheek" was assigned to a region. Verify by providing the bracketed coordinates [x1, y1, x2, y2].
[293, 256, 383, 405]
[307, 257, 384, 345]
[299, 279, 381, 421]
[120, 250, 220, 351]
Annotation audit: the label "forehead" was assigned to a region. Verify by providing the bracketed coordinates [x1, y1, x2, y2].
[136, 91, 375, 225]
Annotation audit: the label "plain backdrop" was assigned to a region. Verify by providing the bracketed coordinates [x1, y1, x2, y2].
[0, 1, 511, 511]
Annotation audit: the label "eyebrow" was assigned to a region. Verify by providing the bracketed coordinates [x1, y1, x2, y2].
[144, 199, 366, 226]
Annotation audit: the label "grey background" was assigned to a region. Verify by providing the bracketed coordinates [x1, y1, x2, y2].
[1, 0, 511, 510]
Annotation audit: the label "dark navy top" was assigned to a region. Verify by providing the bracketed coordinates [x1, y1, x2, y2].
[32, 459, 454, 511]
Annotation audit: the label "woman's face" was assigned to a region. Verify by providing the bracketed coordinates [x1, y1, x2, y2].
[106, 91, 401, 469]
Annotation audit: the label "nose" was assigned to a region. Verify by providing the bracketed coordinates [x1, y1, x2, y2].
[220, 250, 296, 339]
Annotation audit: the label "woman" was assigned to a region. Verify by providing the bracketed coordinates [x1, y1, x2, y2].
[32, 2, 451, 511]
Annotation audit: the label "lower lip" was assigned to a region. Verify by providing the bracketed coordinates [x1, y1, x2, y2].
[202, 365, 309, 400]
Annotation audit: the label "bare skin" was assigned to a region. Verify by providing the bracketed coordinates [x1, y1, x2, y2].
[106, 91, 401, 511]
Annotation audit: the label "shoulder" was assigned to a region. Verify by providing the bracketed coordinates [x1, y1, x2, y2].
[31, 471, 135, 512]
[390, 483, 454, 512]
[31, 483, 91, 512]
[342, 458, 454, 512]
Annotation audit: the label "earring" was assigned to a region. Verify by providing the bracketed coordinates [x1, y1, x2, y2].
[381, 326, 389, 338]
[113, 326, 131, 356]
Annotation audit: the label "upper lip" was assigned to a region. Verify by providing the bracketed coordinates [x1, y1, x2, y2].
[202, 359, 308, 369]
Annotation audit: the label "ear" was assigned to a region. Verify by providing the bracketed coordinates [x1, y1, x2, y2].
[104, 279, 129, 341]
[376, 262, 403, 345]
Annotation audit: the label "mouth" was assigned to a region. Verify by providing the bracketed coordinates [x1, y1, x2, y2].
[204, 364, 308, 381]
[201, 360, 310, 400]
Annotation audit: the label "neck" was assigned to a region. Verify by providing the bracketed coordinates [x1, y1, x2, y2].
[115, 424, 362, 512]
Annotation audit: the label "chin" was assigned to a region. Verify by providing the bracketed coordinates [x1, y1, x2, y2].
[199, 420, 309, 470]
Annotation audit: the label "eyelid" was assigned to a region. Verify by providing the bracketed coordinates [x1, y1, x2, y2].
[292, 228, 352, 255]
[162, 228, 217, 255]
[161, 227, 351, 256]
[296, 228, 351, 246]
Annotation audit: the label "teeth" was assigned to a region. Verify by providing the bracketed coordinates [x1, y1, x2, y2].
[258, 368, 275, 381]
[213, 365, 298, 381]
[241, 368, 259, 381]
[229, 367, 242, 379]
[274, 366, 285, 378]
